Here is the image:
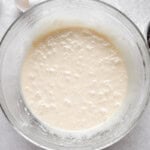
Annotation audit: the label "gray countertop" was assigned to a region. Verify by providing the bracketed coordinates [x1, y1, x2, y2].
[0, 0, 150, 149]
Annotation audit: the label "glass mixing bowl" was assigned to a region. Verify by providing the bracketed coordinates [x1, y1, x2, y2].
[0, 0, 150, 149]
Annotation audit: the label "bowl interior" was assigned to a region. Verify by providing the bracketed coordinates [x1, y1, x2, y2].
[0, 0, 149, 150]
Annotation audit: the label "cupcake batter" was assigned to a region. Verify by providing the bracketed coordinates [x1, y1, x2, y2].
[21, 27, 128, 130]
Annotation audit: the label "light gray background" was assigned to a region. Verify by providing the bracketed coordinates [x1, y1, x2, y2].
[0, 0, 150, 149]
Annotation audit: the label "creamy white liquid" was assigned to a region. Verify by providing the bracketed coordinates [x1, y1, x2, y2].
[21, 27, 128, 130]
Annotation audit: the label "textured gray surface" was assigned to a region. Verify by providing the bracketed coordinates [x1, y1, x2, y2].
[0, 0, 150, 149]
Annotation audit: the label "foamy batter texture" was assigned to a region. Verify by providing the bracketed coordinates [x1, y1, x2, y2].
[21, 27, 128, 131]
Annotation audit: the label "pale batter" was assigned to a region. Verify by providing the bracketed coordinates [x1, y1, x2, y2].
[21, 27, 128, 130]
